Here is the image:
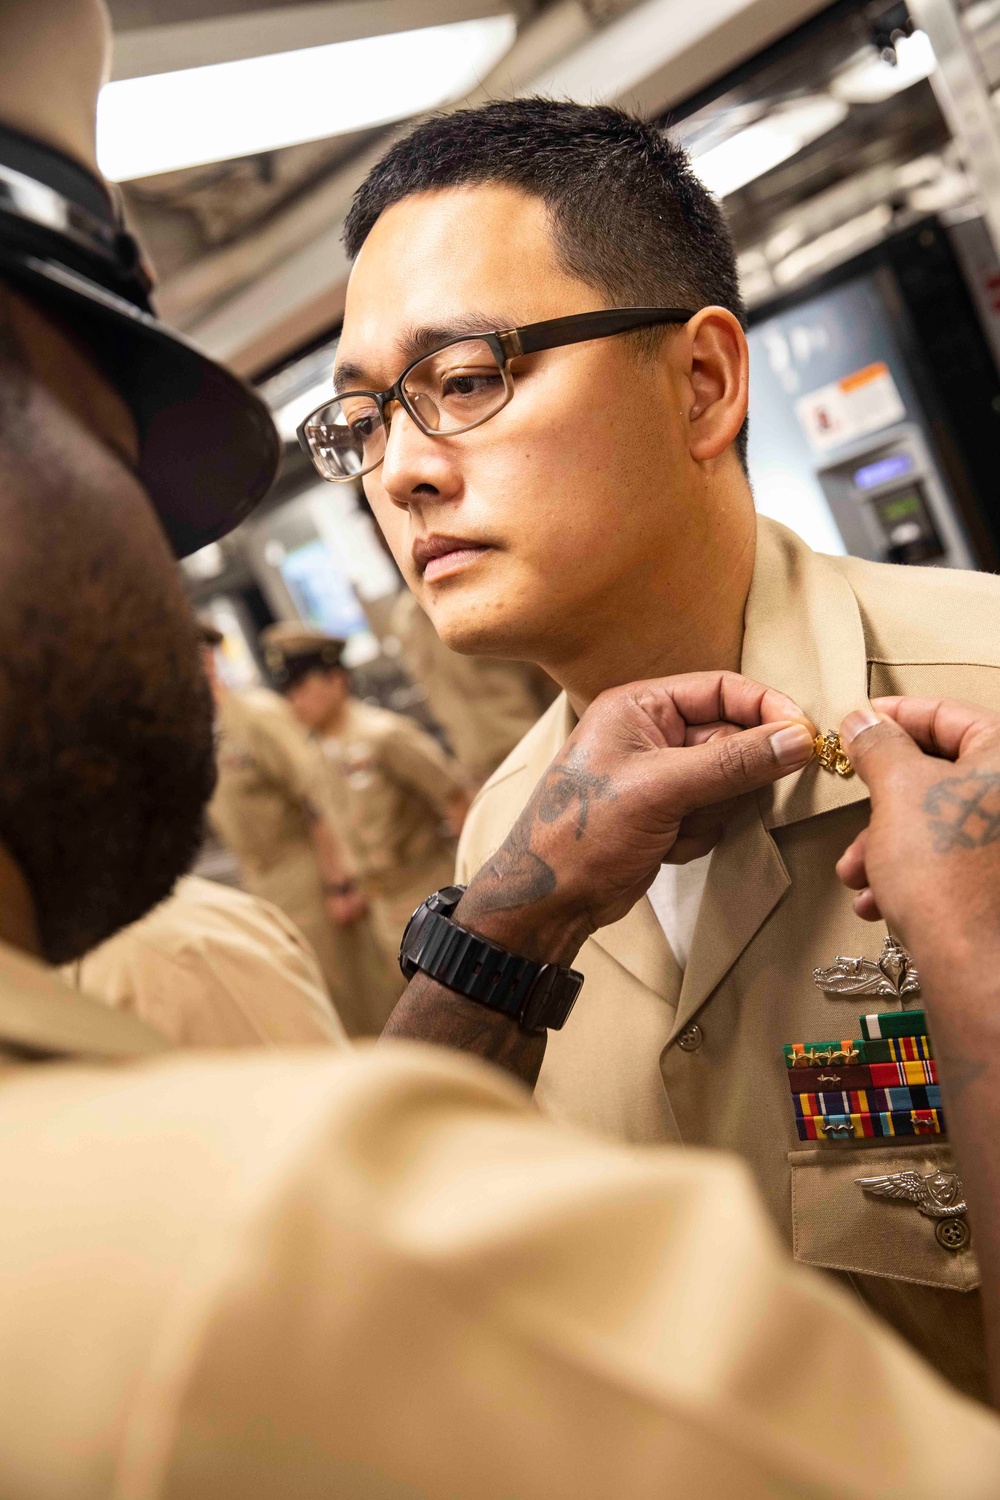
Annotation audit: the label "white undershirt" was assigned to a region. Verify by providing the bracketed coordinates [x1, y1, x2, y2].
[646, 853, 713, 973]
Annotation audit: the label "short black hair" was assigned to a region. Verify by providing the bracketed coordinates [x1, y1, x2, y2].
[343, 98, 748, 467]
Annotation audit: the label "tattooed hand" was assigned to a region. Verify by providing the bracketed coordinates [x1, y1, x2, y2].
[385, 672, 813, 1087]
[837, 704, 1000, 1395]
[456, 671, 815, 961]
[837, 696, 1000, 957]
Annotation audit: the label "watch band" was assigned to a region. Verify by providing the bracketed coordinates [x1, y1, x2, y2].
[399, 886, 583, 1034]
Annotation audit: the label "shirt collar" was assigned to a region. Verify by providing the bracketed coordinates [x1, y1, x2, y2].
[501, 517, 873, 830]
[742, 518, 872, 828]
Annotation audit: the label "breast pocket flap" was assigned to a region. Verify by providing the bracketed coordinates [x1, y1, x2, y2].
[789, 1143, 979, 1292]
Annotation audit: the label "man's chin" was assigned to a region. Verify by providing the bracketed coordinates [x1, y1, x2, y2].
[429, 603, 537, 661]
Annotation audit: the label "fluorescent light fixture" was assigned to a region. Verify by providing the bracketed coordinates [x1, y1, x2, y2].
[831, 30, 935, 106]
[98, 14, 516, 181]
[690, 96, 848, 199]
[772, 204, 893, 286]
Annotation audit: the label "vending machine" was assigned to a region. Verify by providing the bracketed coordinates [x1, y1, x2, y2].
[746, 216, 1000, 570]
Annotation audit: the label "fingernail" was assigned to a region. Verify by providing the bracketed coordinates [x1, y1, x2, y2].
[841, 707, 879, 747]
[769, 724, 815, 766]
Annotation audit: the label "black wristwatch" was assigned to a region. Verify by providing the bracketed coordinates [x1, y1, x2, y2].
[398, 885, 583, 1035]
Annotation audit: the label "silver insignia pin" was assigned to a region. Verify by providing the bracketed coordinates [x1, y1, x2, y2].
[855, 1169, 966, 1219]
[813, 934, 920, 999]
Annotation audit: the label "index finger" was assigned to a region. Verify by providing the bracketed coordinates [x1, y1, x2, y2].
[871, 695, 1000, 762]
[633, 671, 813, 734]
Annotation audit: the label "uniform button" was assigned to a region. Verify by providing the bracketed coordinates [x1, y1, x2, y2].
[677, 1023, 703, 1053]
[936, 1216, 971, 1252]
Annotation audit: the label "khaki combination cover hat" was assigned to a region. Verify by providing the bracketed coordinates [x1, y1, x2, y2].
[0, 0, 280, 557]
[259, 622, 347, 687]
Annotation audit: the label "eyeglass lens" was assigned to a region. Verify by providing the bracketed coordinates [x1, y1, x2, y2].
[400, 338, 508, 433]
[304, 337, 509, 480]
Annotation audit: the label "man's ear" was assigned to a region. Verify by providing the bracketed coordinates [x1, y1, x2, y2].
[683, 307, 748, 464]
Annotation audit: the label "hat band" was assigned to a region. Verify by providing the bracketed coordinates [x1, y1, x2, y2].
[0, 160, 117, 257]
[0, 161, 152, 309]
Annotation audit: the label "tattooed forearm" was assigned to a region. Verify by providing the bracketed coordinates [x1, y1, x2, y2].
[474, 818, 557, 912]
[381, 973, 547, 1085]
[464, 756, 617, 942]
[924, 772, 1000, 852]
[467, 750, 614, 919]
[379, 744, 616, 1080]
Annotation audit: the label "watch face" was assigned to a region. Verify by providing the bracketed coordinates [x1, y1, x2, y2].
[398, 901, 433, 979]
[399, 887, 466, 976]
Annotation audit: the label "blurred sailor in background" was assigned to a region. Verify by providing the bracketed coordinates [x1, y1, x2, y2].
[389, 588, 558, 785]
[262, 622, 469, 957]
[202, 624, 401, 1035]
[63, 873, 346, 1048]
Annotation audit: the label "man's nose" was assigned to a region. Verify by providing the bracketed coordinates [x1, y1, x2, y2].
[379, 400, 463, 508]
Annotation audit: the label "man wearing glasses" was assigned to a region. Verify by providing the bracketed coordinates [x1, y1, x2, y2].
[307, 98, 1000, 1399]
[1, 7, 1000, 1483]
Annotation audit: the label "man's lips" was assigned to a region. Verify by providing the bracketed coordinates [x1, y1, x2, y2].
[412, 534, 493, 583]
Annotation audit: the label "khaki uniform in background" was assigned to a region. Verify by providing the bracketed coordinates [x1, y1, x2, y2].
[0, 944, 997, 1498]
[458, 516, 1000, 1402]
[389, 589, 557, 784]
[208, 687, 401, 1036]
[62, 875, 347, 1049]
[311, 697, 465, 958]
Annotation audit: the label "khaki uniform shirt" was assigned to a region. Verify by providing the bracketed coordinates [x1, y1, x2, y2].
[62, 875, 346, 1049]
[208, 688, 319, 879]
[457, 517, 1000, 1401]
[207, 689, 402, 1036]
[312, 699, 463, 954]
[390, 589, 555, 782]
[0, 940, 996, 1497]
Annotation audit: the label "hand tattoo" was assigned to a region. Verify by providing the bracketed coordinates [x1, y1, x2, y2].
[468, 750, 613, 916]
[535, 753, 612, 839]
[476, 818, 557, 911]
[923, 772, 1000, 852]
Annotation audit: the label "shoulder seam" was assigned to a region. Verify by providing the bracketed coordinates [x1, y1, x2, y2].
[868, 657, 1000, 670]
[467, 761, 530, 812]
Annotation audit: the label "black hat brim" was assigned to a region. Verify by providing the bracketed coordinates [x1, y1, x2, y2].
[1, 252, 280, 558]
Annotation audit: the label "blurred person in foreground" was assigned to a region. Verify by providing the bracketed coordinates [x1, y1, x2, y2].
[322, 96, 1000, 1394]
[262, 621, 469, 957]
[62, 873, 346, 1048]
[203, 623, 402, 1035]
[0, 4, 998, 1495]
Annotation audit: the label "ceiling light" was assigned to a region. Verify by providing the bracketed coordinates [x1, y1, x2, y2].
[830, 30, 936, 106]
[98, 15, 516, 181]
[772, 204, 893, 286]
[690, 96, 848, 199]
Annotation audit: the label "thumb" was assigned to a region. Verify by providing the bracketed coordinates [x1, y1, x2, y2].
[656, 720, 815, 816]
[839, 707, 924, 793]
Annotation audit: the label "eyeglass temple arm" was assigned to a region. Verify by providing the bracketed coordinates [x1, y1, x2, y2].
[502, 307, 695, 358]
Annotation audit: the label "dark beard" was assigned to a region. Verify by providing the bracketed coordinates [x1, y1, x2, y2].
[0, 289, 218, 962]
[0, 609, 216, 962]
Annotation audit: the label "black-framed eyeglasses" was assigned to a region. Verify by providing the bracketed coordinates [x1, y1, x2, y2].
[297, 306, 696, 483]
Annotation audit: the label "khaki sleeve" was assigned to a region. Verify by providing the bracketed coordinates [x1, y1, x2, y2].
[164, 942, 346, 1048]
[73, 930, 346, 1050]
[247, 708, 322, 812]
[456, 782, 513, 883]
[1, 1047, 998, 1498]
[377, 717, 466, 812]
